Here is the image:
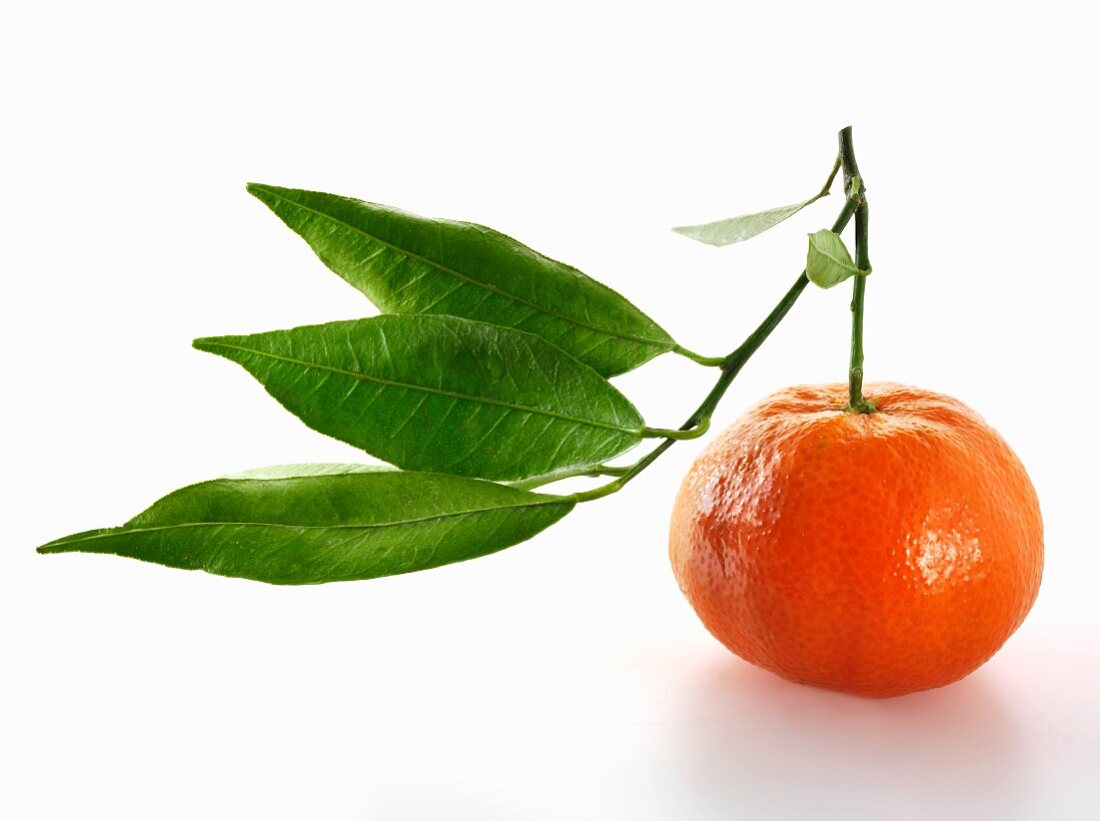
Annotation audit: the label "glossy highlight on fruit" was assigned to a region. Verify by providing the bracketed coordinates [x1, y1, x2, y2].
[669, 383, 1043, 698]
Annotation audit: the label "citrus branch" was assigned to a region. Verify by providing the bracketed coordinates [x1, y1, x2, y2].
[568, 141, 866, 504]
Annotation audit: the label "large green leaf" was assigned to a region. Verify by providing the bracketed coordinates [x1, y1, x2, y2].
[37, 466, 574, 584]
[194, 315, 645, 481]
[246, 183, 674, 377]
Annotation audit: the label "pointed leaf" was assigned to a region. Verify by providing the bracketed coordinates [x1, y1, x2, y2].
[194, 314, 645, 481]
[247, 183, 674, 377]
[38, 467, 574, 584]
[805, 229, 867, 289]
[673, 195, 823, 247]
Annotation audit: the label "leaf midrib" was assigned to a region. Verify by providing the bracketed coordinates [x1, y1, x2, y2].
[198, 339, 643, 436]
[816, 247, 857, 271]
[42, 497, 574, 549]
[674, 195, 818, 242]
[255, 186, 670, 349]
[811, 237, 858, 273]
[683, 202, 802, 232]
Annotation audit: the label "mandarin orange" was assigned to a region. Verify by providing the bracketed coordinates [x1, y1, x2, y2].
[669, 382, 1043, 698]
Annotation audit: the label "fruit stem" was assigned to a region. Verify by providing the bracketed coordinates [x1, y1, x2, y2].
[838, 126, 876, 414]
[567, 169, 866, 504]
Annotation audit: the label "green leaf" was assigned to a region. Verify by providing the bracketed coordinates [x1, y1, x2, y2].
[247, 183, 674, 377]
[673, 196, 824, 247]
[37, 467, 574, 585]
[194, 314, 645, 481]
[805, 229, 867, 289]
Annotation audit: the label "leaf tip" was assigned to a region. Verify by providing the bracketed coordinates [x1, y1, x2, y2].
[192, 336, 220, 354]
[36, 531, 88, 554]
[245, 182, 283, 205]
[671, 224, 720, 247]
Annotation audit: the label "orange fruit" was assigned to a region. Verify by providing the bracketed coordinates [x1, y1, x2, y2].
[669, 382, 1043, 698]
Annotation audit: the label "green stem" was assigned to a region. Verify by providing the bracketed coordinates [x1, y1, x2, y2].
[673, 345, 727, 367]
[675, 152, 845, 369]
[818, 154, 842, 198]
[838, 126, 875, 414]
[567, 173, 865, 505]
[642, 419, 710, 440]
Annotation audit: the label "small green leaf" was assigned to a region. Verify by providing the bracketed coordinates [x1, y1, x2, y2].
[247, 183, 674, 377]
[673, 196, 824, 247]
[37, 467, 574, 585]
[805, 229, 867, 289]
[194, 314, 645, 482]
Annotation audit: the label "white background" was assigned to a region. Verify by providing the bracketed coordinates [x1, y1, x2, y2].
[3, 2, 1098, 819]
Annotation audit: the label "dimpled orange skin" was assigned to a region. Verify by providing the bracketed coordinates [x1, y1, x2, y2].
[669, 382, 1043, 698]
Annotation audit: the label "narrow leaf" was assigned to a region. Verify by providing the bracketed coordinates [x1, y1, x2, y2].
[247, 183, 674, 377]
[194, 314, 645, 482]
[805, 229, 866, 289]
[38, 468, 574, 584]
[673, 196, 823, 247]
